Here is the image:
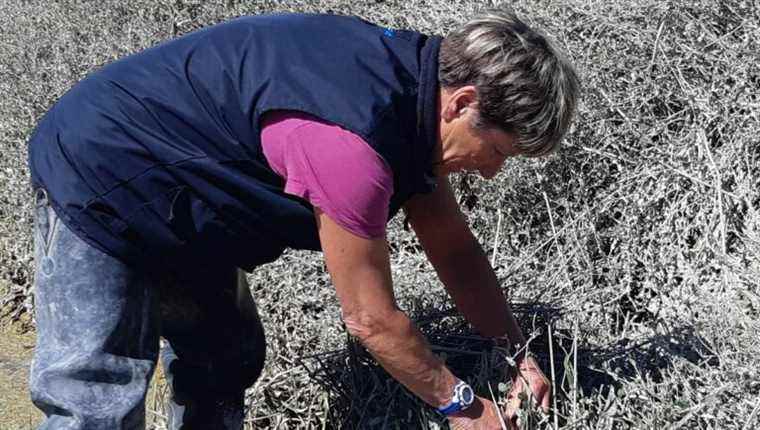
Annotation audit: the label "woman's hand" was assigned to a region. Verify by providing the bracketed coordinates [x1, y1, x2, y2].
[445, 356, 551, 430]
[503, 355, 551, 429]
[447, 396, 507, 430]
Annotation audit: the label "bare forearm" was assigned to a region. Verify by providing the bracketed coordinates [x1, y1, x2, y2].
[404, 176, 526, 350]
[316, 208, 462, 411]
[349, 309, 457, 409]
[433, 239, 526, 346]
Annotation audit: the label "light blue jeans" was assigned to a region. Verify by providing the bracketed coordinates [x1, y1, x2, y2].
[29, 188, 266, 430]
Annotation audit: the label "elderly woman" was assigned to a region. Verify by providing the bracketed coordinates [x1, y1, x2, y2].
[27, 8, 578, 430]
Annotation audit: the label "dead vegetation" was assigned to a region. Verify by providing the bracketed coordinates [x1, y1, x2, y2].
[1, 0, 759, 428]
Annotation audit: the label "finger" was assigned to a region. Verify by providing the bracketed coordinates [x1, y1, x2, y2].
[503, 388, 522, 420]
[508, 416, 518, 430]
[541, 390, 551, 413]
[501, 408, 518, 430]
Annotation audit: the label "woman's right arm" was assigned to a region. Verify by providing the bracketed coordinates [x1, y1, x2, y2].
[315, 207, 459, 409]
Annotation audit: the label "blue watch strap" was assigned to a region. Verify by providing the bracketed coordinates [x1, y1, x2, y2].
[438, 401, 464, 415]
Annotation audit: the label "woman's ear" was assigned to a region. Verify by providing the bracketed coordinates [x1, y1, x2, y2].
[442, 85, 478, 121]
[454, 86, 478, 114]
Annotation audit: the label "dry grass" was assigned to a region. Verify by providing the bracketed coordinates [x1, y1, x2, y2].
[0, 324, 41, 429]
[1, 0, 759, 429]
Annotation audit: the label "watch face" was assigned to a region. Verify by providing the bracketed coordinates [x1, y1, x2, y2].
[458, 384, 475, 406]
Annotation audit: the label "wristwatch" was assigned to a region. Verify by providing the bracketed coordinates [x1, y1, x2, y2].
[437, 380, 475, 416]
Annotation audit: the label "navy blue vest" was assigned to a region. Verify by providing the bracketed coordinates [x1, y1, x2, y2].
[28, 14, 441, 271]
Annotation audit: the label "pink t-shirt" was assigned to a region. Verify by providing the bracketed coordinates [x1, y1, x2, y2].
[260, 111, 394, 239]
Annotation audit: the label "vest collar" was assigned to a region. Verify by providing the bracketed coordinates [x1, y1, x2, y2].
[415, 35, 443, 194]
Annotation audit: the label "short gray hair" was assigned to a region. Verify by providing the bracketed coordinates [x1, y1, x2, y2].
[439, 8, 580, 157]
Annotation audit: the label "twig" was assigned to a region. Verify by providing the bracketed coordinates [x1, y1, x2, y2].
[670, 383, 731, 430]
[701, 21, 748, 50]
[597, 87, 637, 135]
[744, 396, 760, 430]
[572, 321, 579, 426]
[488, 382, 509, 430]
[429, 345, 484, 356]
[698, 128, 727, 254]
[653, 158, 745, 202]
[646, 15, 668, 77]
[543, 190, 573, 292]
[548, 323, 559, 430]
[492, 208, 503, 267]
[504, 207, 590, 278]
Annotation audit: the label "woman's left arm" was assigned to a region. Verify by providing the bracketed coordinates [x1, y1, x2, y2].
[403, 175, 525, 344]
[403, 175, 550, 422]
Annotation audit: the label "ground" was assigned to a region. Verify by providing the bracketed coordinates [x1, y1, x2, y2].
[0, 323, 40, 429]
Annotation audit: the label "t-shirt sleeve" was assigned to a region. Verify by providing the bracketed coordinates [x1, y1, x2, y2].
[260, 112, 394, 239]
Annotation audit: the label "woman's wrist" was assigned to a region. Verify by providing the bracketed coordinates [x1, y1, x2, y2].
[429, 371, 460, 410]
[446, 395, 484, 420]
[447, 396, 504, 428]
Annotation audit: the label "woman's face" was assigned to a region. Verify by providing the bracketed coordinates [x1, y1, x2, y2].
[435, 90, 522, 179]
